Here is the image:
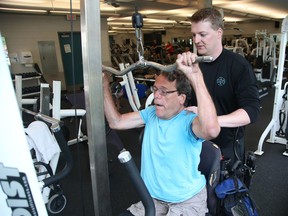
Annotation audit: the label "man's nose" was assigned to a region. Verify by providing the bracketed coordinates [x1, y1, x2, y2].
[153, 89, 162, 98]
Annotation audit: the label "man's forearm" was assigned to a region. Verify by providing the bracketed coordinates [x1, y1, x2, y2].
[103, 83, 121, 129]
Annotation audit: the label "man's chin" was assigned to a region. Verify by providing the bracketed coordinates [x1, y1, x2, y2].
[197, 49, 206, 55]
[156, 110, 165, 119]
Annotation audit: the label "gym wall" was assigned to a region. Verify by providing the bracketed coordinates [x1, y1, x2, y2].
[0, 13, 111, 75]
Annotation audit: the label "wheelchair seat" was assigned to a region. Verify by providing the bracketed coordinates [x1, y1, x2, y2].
[198, 140, 222, 216]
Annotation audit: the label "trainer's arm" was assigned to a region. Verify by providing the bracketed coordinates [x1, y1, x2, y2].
[102, 72, 144, 130]
[185, 107, 251, 127]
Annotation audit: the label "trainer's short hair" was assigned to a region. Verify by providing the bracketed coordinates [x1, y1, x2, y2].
[190, 7, 224, 31]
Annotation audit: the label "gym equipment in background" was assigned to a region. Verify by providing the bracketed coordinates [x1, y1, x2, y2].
[22, 108, 73, 214]
[255, 15, 288, 157]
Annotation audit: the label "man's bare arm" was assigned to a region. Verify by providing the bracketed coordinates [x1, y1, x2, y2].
[102, 72, 144, 130]
[176, 52, 220, 140]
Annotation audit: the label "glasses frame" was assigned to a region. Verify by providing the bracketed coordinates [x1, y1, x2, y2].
[151, 86, 178, 96]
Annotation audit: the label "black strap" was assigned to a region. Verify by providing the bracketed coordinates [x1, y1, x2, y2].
[233, 127, 241, 162]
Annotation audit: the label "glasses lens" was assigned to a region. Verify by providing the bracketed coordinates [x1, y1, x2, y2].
[158, 89, 165, 96]
[152, 86, 166, 96]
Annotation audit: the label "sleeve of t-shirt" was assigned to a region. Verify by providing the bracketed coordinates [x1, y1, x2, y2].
[139, 106, 155, 123]
[184, 111, 204, 142]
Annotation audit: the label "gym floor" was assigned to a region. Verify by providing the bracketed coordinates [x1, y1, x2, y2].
[27, 86, 288, 216]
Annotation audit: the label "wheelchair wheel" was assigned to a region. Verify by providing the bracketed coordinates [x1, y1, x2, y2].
[47, 193, 67, 214]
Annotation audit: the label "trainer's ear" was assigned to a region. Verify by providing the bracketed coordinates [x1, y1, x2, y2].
[217, 28, 223, 38]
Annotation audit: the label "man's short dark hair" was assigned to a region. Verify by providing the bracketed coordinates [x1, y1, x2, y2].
[160, 70, 192, 107]
[190, 7, 224, 31]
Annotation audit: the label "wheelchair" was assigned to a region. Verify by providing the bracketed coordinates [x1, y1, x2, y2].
[119, 138, 256, 216]
[198, 140, 222, 216]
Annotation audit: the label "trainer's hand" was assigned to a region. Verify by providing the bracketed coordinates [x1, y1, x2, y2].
[184, 106, 198, 114]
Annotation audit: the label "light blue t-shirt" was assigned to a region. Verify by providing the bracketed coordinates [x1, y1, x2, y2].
[139, 106, 206, 203]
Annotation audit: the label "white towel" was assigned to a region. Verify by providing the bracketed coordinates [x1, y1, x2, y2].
[25, 121, 61, 164]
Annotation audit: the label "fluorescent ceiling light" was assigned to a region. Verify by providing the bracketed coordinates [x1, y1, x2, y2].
[139, 10, 161, 15]
[50, 10, 80, 14]
[144, 18, 177, 24]
[108, 22, 166, 27]
[179, 21, 191, 25]
[0, 0, 80, 9]
[0, 7, 47, 13]
[108, 16, 177, 24]
[108, 28, 163, 34]
[107, 16, 131, 21]
[111, 26, 164, 30]
[224, 16, 247, 22]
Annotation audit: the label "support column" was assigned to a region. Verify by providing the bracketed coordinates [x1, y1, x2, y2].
[80, 0, 111, 215]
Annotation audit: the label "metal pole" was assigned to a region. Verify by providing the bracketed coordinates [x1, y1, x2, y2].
[80, 0, 111, 215]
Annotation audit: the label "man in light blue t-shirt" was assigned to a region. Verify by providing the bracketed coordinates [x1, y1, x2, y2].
[103, 52, 220, 216]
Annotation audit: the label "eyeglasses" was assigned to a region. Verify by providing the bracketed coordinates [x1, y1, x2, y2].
[151, 86, 178, 96]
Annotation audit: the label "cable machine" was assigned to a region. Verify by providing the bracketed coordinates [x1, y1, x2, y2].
[0, 2, 213, 215]
[253, 30, 278, 83]
[81, 2, 213, 215]
[255, 15, 288, 157]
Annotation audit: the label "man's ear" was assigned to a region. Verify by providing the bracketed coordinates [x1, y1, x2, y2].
[179, 93, 186, 105]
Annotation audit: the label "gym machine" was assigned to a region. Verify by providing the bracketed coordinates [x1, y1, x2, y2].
[255, 15, 288, 157]
[101, 9, 213, 216]
[0, 32, 48, 216]
[253, 30, 278, 83]
[0, 1, 214, 215]
[22, 108, 73, 214]
[51, 80, 88, 146]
